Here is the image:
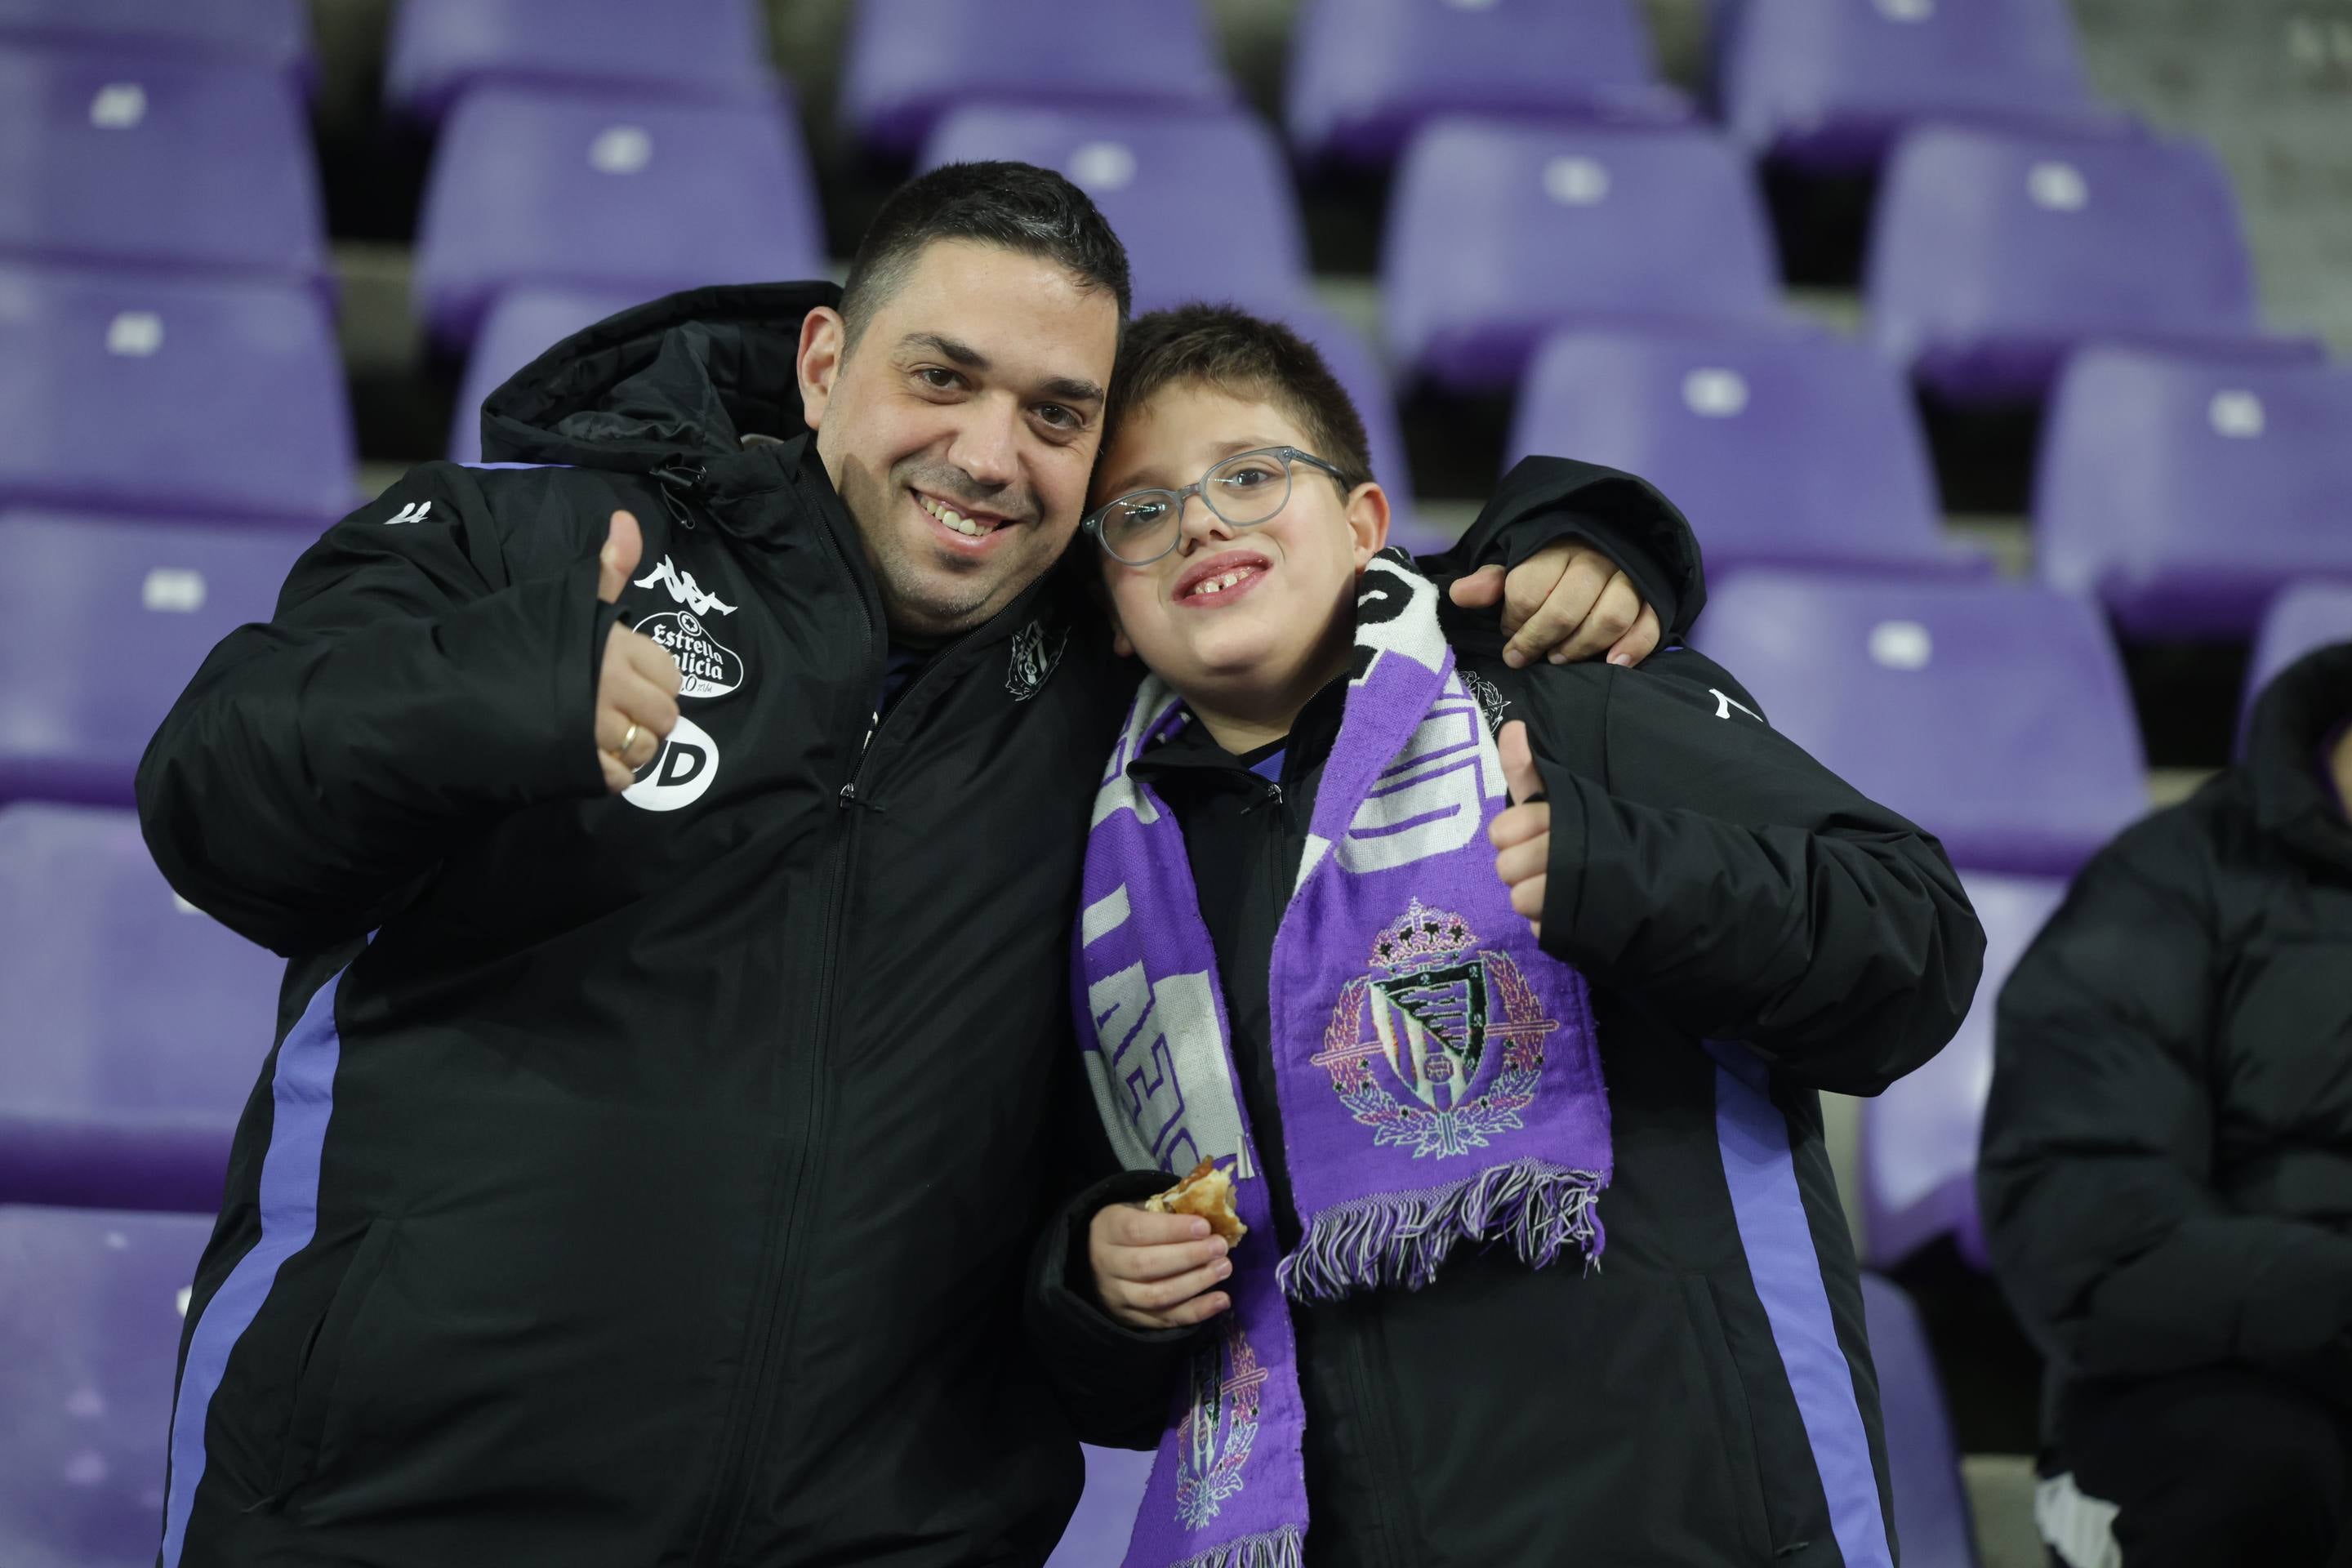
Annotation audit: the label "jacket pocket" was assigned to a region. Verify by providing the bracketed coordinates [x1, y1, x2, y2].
[1678, 1273, 1782, 1562]
[264, 1217, 397, 1508]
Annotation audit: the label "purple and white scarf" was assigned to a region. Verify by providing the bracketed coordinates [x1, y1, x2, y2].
[1072, 551, 1614, 1568]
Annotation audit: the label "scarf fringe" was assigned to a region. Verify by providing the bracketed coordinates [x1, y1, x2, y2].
[1159, 1526, 1305, 1568]
[1275, 1157, 1606, 1303]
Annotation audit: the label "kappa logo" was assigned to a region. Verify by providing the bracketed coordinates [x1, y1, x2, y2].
[635, 609, 743, 700]
[1709, 688, 1763, 723]
[633, 557, 737, 617]
[1006, 617, 1068, 701]
[622, 715, 720, 812]
[385, 501, 432, 526]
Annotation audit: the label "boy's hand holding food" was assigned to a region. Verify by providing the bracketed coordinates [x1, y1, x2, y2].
[1089, 1160, 1244, 1330]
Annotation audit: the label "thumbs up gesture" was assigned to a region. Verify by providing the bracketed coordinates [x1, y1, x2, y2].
[1488, 720, 1550, 941]
[595, 510, 684, 794]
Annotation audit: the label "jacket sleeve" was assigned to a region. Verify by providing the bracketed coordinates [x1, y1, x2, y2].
[1977, 811, 2352, 1379]
[1424, 457, 1709, 641]
[1023, 1051, 1201, 1449]
[1524, 649, 1984, 1094]
[136, 465, 618, 956]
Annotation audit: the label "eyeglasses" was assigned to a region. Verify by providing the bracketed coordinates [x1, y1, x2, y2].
[1084, 446, 1352, 567]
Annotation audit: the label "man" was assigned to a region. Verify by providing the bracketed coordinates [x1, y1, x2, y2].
[1980, 640, 2352, 1568]
[137, 163, 1699, 1566]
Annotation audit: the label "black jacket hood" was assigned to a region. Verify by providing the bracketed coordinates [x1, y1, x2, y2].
[2246, 639, 2352, 875]
[479, 280, 840, 472]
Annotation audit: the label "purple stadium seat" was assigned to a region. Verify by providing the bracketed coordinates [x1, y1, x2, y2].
[413, 83, 823, 353]
[2242, 581, 2352, 750]
[0, 44, 323, 283]
[448, 284, 650, 462]
[1695, 572, 2146, 875]
[1044, 1444, 1152, 1567]
[1863, 872, 2065, 1272]
[0, 1207, 212, 1567]
[0, 511, 309, 808]
[2036, 346, 2352, 639]
[1383, 119, 1785, 393]
[1866, 124, 2314, 404]
[0, 0, 312, 91]
[1860, 1272, 1982, 1568]
[1723, 0, 2105, 171]
[385, 0, 772, 127]
[918, 105, 1308, 314]
[1285, 0, 1686, 168]
[0, 264, 354, 523]
[843, 0, 1230, 158]
[1508, 326, 1983, 580]
[0, 803, 284, 1209]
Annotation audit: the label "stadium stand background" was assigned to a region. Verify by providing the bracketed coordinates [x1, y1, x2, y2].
[2, 3, 2347, 1565]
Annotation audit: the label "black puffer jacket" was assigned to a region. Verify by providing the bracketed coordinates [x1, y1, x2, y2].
[1033, 595, 1984, 1566]
[135, 282, 1700, 1568]
[1980, 641, 2352, 1425]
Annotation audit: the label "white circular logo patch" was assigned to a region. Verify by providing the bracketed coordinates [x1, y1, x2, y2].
[1868, 620, 1934, 670]
[1068, 141, 1137, 192]
[2208, 390, 2265, 439]
[623, 715, 720, 812]
[2027, 162, 2088, 212]
[1682, 368, 1750, 417]
[590, 125, 653, 175]
[1543, 155, 1611, 207]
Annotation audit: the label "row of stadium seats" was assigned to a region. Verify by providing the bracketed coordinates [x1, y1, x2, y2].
[4, 2, 2320, 403]
[0, 0, 2113, 172]
[7, 249, 2342, 638]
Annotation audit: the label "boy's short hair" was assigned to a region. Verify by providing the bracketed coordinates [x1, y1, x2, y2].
[839, 162, 1132, 347]
[1105, 304, 1376, 493]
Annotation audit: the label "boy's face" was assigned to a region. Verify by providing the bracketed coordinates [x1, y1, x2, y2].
[1093, 384, 1388, 704]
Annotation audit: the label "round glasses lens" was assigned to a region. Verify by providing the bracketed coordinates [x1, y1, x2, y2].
[1100, 492, 1178, 562]
[1204, 452, 1292, 528]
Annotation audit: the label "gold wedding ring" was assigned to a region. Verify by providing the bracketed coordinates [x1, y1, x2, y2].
[619, 722, 641, 759]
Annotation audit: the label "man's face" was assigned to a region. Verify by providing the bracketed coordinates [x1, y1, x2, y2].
[1093, 384, 1387, 705]
[798, 239, 1120, 643]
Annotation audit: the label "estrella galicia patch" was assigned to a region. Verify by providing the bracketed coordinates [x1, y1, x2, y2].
[635, 610, 743, 700]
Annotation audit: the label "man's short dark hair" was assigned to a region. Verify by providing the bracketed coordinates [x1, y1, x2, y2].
[838, 162, 1132, 346]
[1106, 303, 1377, 493]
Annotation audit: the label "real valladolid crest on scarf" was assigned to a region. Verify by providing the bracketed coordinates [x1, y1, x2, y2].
[1074, 550, 1616, 1568]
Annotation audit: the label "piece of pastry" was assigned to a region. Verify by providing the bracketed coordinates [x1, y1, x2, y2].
[1146, 1157, 1248, 1248]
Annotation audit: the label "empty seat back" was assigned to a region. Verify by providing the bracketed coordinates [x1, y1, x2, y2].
[385, 0, 772, 126]
[413, 84, 823, 352]
[448, 284, 652, 462]
[0, 43, 322, 281]
[1383, 119, 1782, 392]
[2036, 346, 2352, 637]
[1859, 1272, 1983, 1568]
[1695, 571, 2146, 875]
[0, 803, 284, 1209]
[919, 104, 1307, 314]
[0, 263, 353, 522]
[1509, 326, 1974, 579]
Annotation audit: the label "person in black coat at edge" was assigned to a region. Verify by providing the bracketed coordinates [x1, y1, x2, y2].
[1981, 639, 2352, 1568]
[1027, 305, 1985, 1568]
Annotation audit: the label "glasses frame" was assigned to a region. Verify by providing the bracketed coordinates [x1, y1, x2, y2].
[1083, 445, 1353, 567]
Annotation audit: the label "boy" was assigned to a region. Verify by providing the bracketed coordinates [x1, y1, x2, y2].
[1031, 306, 1984, 1567]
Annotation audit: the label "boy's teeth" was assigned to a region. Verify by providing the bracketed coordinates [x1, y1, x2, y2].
[1191, 570, 1249, 597]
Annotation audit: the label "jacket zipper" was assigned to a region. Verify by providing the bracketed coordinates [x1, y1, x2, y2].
[691, 484, 875, 1566]
[695, 509, 1013, 1563]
